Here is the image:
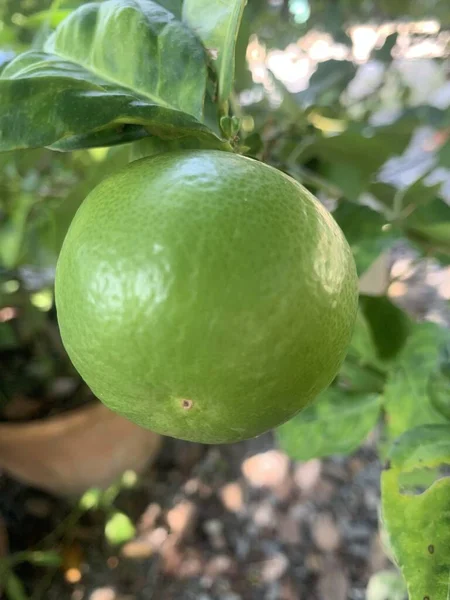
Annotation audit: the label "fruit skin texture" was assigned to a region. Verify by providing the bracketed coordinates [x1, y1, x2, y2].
[55, 150, 358, 444]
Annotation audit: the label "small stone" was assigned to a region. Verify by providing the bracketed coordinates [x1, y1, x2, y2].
[146, 527, 169, 550]
[278, 515, 302, 545]
[166, 500, 196, 538]
[160, 534, 183, 574]
[312, 480, 335, 504]
[273, 476, 294, 502]
[220, 482, 244, 513]
[179, 551, 203, 578]
[138, 503, 161, 532]
[90, 588, 116, 600]
[121, 538, 153, 559]
[260, 553, 289, 582]
[293, 459, 322, 493]
[205, 555, 234, 577]
[317, 560, 349, 600]
[305, 553, 322, 572]
[280, 579, 302, 600]
[184, 478, 200, 495]
[288, 503, 310, 522]
[242, 450, 290, 488]
[312, 514, 340, 552]
[204, 519, 226, 550]
[252, 502, 276, 528]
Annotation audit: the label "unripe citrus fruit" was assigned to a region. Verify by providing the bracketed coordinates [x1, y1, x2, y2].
[55, 150, 358, 444]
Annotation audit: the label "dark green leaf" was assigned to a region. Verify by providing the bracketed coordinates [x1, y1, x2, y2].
[381, 424, 450, 600]
[333, 202, 398, 274]
[303, 123, 413, 179]
[293, 59, 356, 108]
[0, 0, 229, 152]
[277, 387, 381, 460]
[46, 0, 207, 119]
[382, 322, 450, 442]
[359, 295, 411, 362]
[372, 32, 398, 62]
[405, 198, 450, 256]
[183, 0, 246, 105]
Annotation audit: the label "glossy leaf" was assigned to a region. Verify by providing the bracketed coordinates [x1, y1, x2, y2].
[183, 0, 246, 105]
[382, 322, 450, 442]
[359, 295, 411, 362]
[381, 424, 450, 600]
[0, 0, 229, 152]
[277, 387, 381, 460]
[47, 0, 207, 118]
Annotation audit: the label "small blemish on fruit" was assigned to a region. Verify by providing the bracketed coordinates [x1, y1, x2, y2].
[181, 399, 193, 410]
[428, 544, 435, 554]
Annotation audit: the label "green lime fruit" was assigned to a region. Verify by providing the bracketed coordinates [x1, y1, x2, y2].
[55, 150, 358, 443]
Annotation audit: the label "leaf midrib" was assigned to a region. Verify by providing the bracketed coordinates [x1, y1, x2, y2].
[44, 38, 174, 111]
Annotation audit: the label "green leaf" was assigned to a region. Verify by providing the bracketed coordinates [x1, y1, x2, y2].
[26, 551, 62, 567]
[405, 198, 450, 256]
[381, 424, 450, 600]
[276, 387, 381, 460]
[370, 178, 441, 215]
[359, 295, 411, 362]
[0, 193, 34, 269]
[304, 123, 413, 180]
[0, 0, 229, 152]
[438, 140, 450, 168]
[428, 342, 450, 421]
[294, 59, 356, 108]
[382, 322, 450, 442]
[47, 0, 207, 118]
[372, 32, 398, 62]
[333, 202, 397, 274]
[105, 511, 136, 546]
[183, 0, 246, 105]
[4, 570, 29, 600]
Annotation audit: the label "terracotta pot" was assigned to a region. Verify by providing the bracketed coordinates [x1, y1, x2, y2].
[0, 402, 161, 496]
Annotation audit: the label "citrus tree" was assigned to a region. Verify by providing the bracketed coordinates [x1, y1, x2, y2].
[1, 0, 450, 598]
